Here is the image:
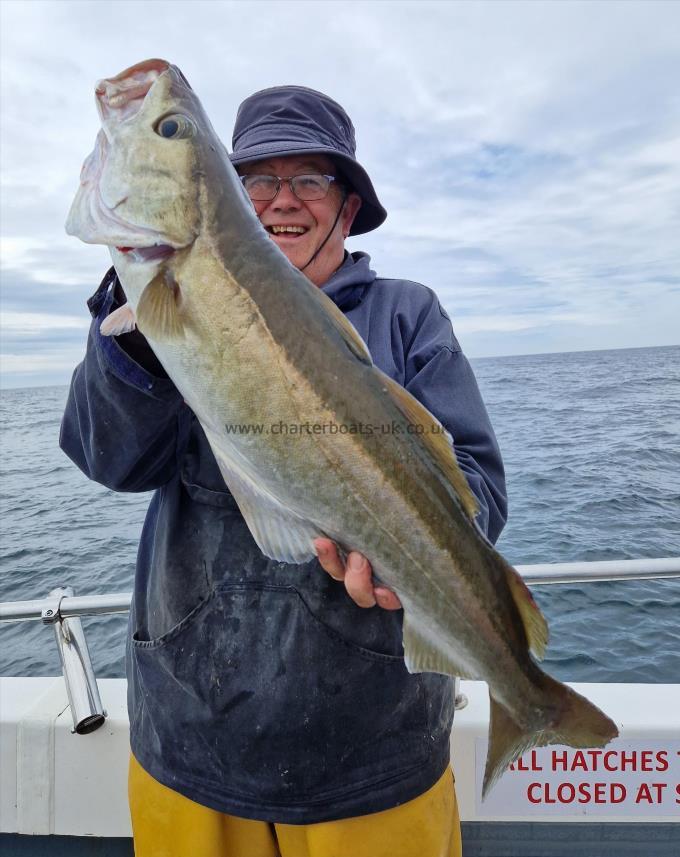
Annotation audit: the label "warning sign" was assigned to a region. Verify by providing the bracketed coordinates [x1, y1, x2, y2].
[475, 739, 680, 817]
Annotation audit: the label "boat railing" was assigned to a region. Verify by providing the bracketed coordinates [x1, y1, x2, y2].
[1, 557, 679, 734]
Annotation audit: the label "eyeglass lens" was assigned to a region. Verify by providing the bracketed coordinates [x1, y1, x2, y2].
[241, 174, 333, 202]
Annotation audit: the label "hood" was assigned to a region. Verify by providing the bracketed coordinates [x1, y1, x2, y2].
[321, 252, 376, 312]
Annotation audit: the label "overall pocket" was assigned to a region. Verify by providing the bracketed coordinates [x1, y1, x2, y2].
[130, 582, 434, 804]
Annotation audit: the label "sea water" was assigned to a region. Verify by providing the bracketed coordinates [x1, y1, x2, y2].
[1, 345, 678, 682]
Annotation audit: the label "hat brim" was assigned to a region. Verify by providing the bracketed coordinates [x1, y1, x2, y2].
[229, 142, 386, 236]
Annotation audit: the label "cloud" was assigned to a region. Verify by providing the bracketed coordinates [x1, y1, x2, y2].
[1, 0, 679, 386]
[1, 310, 89, 335]
[1, 349, 85, 377]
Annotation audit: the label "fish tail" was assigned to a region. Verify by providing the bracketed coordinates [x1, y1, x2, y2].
[482, 675, 619, 799]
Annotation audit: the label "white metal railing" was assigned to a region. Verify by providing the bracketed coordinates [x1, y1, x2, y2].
[1, 557, 678, 624]
[516, 556, 680, 585]
[0, 591, 133, 623]
[1, 557, 678, 734]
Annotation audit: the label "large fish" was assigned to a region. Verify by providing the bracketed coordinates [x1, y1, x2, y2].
[66, 58, 618, 796]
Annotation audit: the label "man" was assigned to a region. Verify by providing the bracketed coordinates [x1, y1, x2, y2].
[61, 85, 507, 857]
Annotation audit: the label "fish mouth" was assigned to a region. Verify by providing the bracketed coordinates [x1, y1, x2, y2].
[97, 59, 170, 124]
[115, 244, 177, 264]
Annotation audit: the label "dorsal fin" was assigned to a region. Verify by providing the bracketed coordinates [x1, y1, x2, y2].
[310, 288, 372, 365]
[502, 561, 548, 659]
[379, 371, 478, 521]
[333, 307, 372, 363]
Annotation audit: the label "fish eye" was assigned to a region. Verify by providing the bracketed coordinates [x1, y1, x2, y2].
[155, 114, 196, 140]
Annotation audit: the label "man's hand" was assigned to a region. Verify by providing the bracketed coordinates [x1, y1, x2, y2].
[314, 538, 402, 610]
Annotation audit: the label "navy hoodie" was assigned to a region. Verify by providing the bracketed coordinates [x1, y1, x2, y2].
[60, 251, 507, 823]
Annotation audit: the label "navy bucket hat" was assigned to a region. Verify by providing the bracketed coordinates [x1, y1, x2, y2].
[229, 85, 387, 236]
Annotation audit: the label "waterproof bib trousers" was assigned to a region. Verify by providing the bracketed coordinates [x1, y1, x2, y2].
[129, 754, 462, 857]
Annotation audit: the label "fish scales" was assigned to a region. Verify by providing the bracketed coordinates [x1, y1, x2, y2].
[170, 229, 468, 553]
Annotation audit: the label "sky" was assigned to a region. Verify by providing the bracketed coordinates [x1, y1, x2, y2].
[1, 0, 679, 388]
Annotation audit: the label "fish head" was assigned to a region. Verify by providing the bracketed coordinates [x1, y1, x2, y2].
[66, 58, 223, 270]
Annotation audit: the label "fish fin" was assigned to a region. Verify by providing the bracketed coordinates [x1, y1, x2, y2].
[483, 694, 543, 798]
[136, 270, 185, 341]
[334, 312, 372, 363]
[502, 562, 549, 660]
[233, 486, 323, 563]
[380, 372, 478, 520]
[99, 302, 137, 336]
[402, 612, 478, 679]
[315, 293, 372, 364]
[483, 679, 619, 799]
[205, 439, 323, 563]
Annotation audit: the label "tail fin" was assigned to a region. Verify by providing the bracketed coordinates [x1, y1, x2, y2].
[483, 676, 619, 799]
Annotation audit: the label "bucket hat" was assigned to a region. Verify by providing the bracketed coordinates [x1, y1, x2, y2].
[230, 85, 386, 236]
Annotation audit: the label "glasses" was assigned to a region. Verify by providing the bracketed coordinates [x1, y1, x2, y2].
[239, 173, 340, 202]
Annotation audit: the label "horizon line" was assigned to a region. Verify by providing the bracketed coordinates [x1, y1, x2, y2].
[1, 342, 678, 392]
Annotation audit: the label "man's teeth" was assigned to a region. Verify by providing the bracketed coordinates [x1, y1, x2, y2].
[271, 225, 307, 234]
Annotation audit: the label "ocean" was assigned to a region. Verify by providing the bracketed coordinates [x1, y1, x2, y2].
[1, 344, 679, 683]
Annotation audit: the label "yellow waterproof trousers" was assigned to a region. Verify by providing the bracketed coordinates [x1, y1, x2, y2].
[129, 754, 462, 857]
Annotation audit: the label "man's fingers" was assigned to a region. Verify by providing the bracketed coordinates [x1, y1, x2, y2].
[374, 587, 403, 611]
[314, 538, 345, 581]
[344, 552, 377, 608]
[315, 539, 402, 611]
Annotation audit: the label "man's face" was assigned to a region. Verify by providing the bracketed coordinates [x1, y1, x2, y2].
[238, 154, 361, 287]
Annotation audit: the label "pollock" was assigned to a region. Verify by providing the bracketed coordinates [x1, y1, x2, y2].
[66, 59, 618, 796]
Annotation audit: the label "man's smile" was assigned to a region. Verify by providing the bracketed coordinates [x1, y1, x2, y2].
[269, 225, 308, 234]
[265, 223, 311, 242]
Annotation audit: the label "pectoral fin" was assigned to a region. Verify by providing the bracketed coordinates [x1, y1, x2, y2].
[136, 270, 185, 341]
